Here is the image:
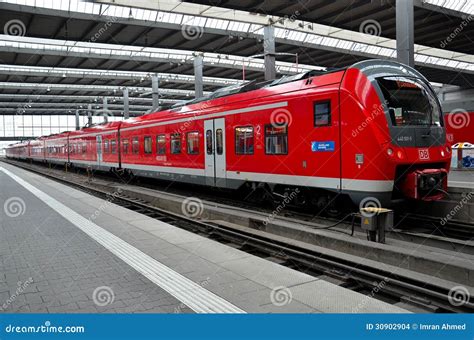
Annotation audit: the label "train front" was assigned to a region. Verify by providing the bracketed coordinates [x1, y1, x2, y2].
[342, 60, 451, 203]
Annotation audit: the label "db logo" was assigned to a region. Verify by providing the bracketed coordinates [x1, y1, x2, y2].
[418, 149, 430, 160]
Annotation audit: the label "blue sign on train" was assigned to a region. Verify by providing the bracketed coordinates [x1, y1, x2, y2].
[311, 141, 335, 152]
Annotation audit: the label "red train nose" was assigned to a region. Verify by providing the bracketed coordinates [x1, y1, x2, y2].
[399, 168, 448, 201]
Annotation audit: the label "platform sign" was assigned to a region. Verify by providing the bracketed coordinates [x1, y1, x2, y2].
[311, 141, 335, 152]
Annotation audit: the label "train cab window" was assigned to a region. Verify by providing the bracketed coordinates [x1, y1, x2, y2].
[144, 136, 152, 154]
[171, 133, 181, 154]
[156, 134, 166, 155]
[122, 139, 129, 154]
[104, 140, 109, 153]
[265, 124, 288, 155]
[132, 137, 139, 154]
[216, 129, 223, 155]
[206, 130, 213, 155]
[235, 126, 254, 155]
[111, 139, 117, 154]
[314, 101, 331, 127]
[187, 131, 199, 155]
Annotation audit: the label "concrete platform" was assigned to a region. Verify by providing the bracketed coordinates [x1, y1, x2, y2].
[0, 163, 408, 313]
[449, 170, 474, 190]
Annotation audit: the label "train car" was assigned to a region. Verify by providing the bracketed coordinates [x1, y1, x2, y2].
[44, 132, 70, 165]
[5, 140, 30, 160]
[28, 137, 45, 162]
[5, 59, 451, 208]
[68, 122, 121, 171]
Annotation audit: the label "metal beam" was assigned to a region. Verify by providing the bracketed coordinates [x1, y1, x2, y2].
[0, 137, 35, 141]
[0, 64, 241, 87]
[123, 87, 130, 120]
[0, 108, 142, 116]
[0, 94, 180, 104]
[193, 54, 204, 98]
[0, 102, 151, 110]
[75, 109, 80, 131]
[396, 0, 415, 67]
[102, 97, 109, 123]
[87, 104, 92, 126]
[152, 74, 159, 111]
[263, 25, 276, 81]
[0, 82, 210, 97]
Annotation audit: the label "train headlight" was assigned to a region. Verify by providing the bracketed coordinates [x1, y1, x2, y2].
[441, 150, 445, 157]
[397, 150, 404, 159]
[387, 148, 393, 156]
[446, 146, 451, 153]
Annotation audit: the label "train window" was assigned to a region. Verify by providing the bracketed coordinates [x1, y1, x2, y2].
[122, 139, 129, 154]
[187, 131, 199, 155]
[82, 143, 87, 154]
[132, 137, 139, 154]
[156, 134, 166, 155]
[216, 129, 223, 155]
[235, 126, 254, 155]
[206, 130, 213, 155]
[111, 139, 117, 154]
[144, 136, 152, 154]
[265, 124, 288, 155]
[104, 140, 109, 153]
[314, 101, 331, 127]
[171, 133, 181, 154]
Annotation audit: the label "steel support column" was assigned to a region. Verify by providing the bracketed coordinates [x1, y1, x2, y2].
[396, 0, 414, 67]
[102, 97, 108, 123]
[263, 25, 276, 81]
[87, 104, 92, 126]
[123, 87, 130, 119]
[75, 109, 80, 130]
[193, 54, 204, 98]
[152, 74, 159, 111]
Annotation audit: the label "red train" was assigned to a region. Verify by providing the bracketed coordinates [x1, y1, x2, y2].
[5, 60, 451, 210]
[444, 109, 474, 145]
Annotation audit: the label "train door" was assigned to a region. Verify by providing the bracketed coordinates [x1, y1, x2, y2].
[204, 118, 226, 187]
[96, 135, 102, 167]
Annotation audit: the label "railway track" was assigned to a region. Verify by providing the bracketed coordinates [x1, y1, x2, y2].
[2, 158, 474, 313]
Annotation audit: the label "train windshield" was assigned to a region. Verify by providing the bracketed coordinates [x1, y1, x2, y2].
[377, 76, 442, 127]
